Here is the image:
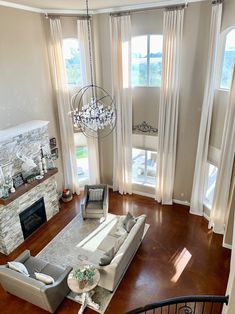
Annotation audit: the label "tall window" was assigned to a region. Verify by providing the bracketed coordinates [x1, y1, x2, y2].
[132, 35, 163, 87]
[220, 28, 235, 90]
[132, 148, 157, 186]
[74, 133, 89, 184]
[62, 38, 82, 87]
[204, 163, 218, 209]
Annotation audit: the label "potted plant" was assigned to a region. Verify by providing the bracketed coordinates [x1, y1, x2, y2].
[73, 265, 96, 289]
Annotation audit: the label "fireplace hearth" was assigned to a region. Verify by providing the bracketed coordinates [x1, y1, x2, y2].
[19, 198, 47, 239]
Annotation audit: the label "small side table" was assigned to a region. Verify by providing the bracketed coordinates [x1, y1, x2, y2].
[67, 266, 100, 314]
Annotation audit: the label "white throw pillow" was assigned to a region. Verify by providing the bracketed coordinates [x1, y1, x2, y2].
[8, 261, 29, 277]
[35, 272, 54, 285]
[89, 189, 103, 201]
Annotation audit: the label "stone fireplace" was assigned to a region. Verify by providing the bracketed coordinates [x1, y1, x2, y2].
[0, 121, 59, 255]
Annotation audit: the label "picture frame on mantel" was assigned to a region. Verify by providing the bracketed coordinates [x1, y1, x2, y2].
[12, 173, 25, 189]
[49, 137, 57, 149]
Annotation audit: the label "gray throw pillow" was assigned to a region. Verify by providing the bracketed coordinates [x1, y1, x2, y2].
[99, 247, 115, 266]
[89, 188, 104, 201]
[123, 212, 136, 233]
[126, 219, 136, 232]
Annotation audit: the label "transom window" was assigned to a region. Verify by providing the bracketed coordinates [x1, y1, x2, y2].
[132, 35, 163, 87]
[132, 148, 157, 186]
[62, 38, 82, 87]
[220, 28, 235, 90]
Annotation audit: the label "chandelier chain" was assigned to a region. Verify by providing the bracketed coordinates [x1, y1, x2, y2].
[86, 0, 94, 87]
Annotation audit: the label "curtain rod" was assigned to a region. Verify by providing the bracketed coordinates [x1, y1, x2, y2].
[45, 13, 91, 19]
[110, 3, 187, 16]
[212, 0, 224, 4]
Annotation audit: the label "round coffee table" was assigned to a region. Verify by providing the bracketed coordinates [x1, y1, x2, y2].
[67, 266, 100, 314]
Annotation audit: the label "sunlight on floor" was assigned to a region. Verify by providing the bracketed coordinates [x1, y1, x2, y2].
[171, 248, 192, 283]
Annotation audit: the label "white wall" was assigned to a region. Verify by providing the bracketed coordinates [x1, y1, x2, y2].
[0, 7, 63, 190]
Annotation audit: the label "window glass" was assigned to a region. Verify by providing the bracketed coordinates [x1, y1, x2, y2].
[220, 28, 235, 90]
[131, 35, 163, 87]
[204, 163, 218, 209]
[149, 35, 163, 86]
[132, 36, 148, 86]
[74, 133, 89, 184]
[62, 38, 81, 87]
[132, 148, 157, 186]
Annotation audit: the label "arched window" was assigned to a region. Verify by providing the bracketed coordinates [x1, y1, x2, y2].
[62, 38, 81, 87]
[220, 28, 235, 90]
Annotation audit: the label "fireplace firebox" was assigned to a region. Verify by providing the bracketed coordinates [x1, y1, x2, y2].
[19, 198, 47, 239]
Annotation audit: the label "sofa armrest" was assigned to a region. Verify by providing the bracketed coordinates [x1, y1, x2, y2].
[40, 266, 72, 312]
[14, 250, 31, 263]
[40, 266, 72, 293]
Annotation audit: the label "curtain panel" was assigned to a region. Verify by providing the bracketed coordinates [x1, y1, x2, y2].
[190, 3, 223, 215]
[110, 15, 132, 195]
[49, 18, 80, 194]
[77, 19, 100, 185]
[155, 8, 184, 204]
[209, 65, 235, 234]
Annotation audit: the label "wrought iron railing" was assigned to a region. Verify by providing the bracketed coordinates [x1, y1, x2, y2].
[125, 295, 229, 314]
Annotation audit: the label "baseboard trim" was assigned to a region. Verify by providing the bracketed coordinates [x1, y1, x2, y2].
[223, 242, 232, 250]
[173, 199, 190, 207]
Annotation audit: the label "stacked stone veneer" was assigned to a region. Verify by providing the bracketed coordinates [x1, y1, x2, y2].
[0, 177, 59, 255]
[0, 121, 50, 176]
[0, 121, 59, 255]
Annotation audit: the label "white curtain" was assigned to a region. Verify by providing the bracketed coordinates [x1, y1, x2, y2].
[190, 3, 222, 215]
[49, 18, 80, 194]
[110, 15, 132, 195]
[77, 19, 100, 185]
[209, 65, 235, 234]
[156, 8, 184, 204]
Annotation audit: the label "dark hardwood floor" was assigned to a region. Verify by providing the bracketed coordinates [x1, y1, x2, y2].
[0, 191, 231, 314]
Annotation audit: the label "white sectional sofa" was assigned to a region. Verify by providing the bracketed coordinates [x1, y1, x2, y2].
[77, 214, 147, 292]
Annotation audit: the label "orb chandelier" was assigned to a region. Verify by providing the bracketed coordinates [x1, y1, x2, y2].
[71, 0, 116, 138]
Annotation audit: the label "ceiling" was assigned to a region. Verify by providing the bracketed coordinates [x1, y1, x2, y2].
[1, 0, 190, 12]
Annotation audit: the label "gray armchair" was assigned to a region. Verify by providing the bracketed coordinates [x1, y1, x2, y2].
[0, 250, 72, 313]
[81, 184, 109, 219]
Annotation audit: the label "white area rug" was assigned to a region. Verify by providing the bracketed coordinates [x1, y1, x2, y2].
[37, 213, 149, 314]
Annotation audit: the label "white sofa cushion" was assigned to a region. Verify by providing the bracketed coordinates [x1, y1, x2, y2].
[35, 272, 54, 285]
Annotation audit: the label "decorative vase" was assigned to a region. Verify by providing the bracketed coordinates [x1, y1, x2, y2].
[78, 279, 88, 289]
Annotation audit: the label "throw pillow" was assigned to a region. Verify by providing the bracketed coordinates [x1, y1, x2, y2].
[89, 189, 104, 201]
[35, 272, 54, 285]
[99, 247, 115, 266]
[126, 219, 136, 232]
[123, 212, 136, 232]
[8, 261, 29, 277]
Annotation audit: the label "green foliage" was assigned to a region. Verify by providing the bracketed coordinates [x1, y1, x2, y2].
[65, 48, 81, 86]
[75, 146, 88, 159]
[73, 265, 96, 286]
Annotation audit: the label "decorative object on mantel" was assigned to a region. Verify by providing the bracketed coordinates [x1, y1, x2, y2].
[133, 121, 158, 135]
[70, 0, 116, 139]
[12, 173, 24, 189]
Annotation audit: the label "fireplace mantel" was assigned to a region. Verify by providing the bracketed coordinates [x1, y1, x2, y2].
[0, 168, 58, 205]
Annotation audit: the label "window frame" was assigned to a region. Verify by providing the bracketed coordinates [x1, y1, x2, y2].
[132, 34, 163, 88]
[217, 26, 235, 92]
